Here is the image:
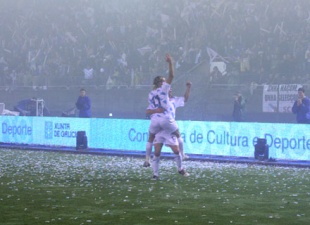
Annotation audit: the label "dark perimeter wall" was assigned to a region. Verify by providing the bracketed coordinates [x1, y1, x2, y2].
[0, 84, 296, 124]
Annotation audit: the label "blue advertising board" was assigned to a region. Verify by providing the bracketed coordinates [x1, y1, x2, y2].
[1, 116, 309, 161]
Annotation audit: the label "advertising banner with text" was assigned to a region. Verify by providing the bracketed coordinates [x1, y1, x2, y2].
[1, 116, 310, 161]
[263, 84, 302, 113]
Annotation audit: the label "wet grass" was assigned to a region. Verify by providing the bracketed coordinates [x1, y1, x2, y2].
[0, 149, 309, 225]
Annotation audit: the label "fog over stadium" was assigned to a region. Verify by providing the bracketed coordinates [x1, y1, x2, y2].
[1, 0, 310, 122]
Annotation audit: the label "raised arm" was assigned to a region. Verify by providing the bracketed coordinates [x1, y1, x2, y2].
[184, 81, 192, 102]
[165, 54, 174, 84]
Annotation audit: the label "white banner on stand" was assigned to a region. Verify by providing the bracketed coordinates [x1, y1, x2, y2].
[263, 84, 302, 113]
[263, 84, 278, 112]
[278, 84, 302, 113]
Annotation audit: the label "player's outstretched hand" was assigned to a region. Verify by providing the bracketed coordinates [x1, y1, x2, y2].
[186, 81, 192, 87]
[166, 53, 172, 64]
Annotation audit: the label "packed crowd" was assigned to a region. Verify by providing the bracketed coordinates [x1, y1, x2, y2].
[1, 0, 310, 90]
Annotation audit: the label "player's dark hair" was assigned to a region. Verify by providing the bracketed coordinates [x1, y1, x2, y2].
[153, 76, 164, 87]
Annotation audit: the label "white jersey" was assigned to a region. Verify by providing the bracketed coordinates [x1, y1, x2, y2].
[147, 82, 174, 119]
[153, 96, 185, 145]
[169, 96, 185, 119]
[147, 82, 178, 134]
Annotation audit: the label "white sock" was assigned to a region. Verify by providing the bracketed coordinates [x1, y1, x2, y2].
[178, 137, 184, 157]
[174, 154, 182, 171]
[145, 142, 153, 162]
[152, 156, 160, 177]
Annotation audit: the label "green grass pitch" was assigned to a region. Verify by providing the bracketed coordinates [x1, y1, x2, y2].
[0, 149, 309, 225]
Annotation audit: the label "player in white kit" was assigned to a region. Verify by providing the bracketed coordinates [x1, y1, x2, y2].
[145, 54, 189, 179]
[146, 54, 177, 141]
[143, 81, 192, 167]
[146, 82, 192, 179]
[145, 55, 175, 168]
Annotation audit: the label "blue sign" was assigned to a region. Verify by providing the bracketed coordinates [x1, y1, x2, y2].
[1, 116, 309, 160]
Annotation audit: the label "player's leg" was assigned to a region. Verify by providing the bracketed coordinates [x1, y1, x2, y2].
[173, 129, 189, 160]
[152, 142, 163, 180]
[166, 134, 190, 177]
[143, 132, 155, 167]
[145, 118, 161, 167]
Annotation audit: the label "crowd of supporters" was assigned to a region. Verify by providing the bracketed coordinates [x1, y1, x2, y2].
[1, 0, 310, 90]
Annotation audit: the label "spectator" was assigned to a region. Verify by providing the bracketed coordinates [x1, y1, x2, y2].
[1, 0, 310, 88]
[209, 66, 222, 83]
[75, 88, 92, 118]
[232, 91, 246, 122]
[292, 87, 310, 124]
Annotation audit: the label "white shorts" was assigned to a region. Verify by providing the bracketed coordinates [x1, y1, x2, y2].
[149, 115, 178, 135]
[153, 130, 178, 146]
